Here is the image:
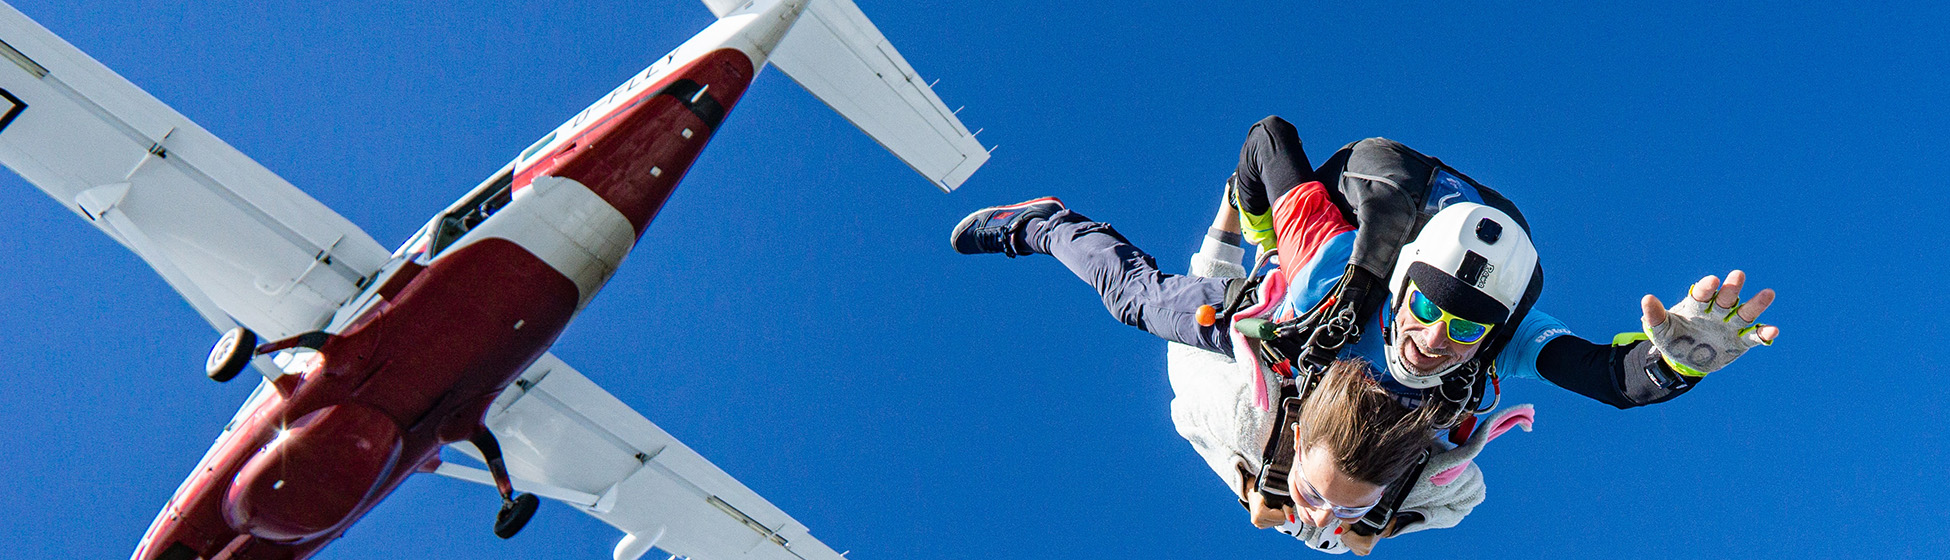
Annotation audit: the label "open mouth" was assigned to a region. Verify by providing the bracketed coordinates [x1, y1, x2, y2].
[1404, 338, 1448, 367]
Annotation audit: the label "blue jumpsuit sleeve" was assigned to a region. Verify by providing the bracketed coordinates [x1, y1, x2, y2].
[1491, 309, 1573, 383]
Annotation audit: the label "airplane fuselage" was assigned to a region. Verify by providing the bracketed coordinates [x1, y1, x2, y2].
[131, 4, 803, 559]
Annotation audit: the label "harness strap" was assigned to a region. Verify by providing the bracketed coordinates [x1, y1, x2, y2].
[1220, 275, 1262, 322]
[1448, 415, 1479, 447]
[1345, 448, 1431, 538]
[1252, 392, 1305, 509]
[1430, 362, 1485, 429]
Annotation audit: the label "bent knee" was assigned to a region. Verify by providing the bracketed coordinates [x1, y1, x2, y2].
[1253, 115, 1297, 135]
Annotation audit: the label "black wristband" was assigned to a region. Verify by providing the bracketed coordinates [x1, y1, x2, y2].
[1643, 351, 1693, 391]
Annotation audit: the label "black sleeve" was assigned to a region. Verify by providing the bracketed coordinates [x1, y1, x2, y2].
[1533, 337, 1702, 409]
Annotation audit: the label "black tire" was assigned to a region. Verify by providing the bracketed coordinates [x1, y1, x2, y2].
[494, 492, 539, 539]
[205, 327, 258, 383]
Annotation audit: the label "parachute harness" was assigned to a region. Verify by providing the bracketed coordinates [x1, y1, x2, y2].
[1231, 261, 1497, 538]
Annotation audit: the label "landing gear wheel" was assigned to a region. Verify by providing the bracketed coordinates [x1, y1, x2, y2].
[206, 327, 258, 383]
[494, 492, 539, 539]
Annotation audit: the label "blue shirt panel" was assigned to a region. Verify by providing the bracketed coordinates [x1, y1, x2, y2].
[1491, 309, 1572, 383]
[1424, 169, 1486, 214]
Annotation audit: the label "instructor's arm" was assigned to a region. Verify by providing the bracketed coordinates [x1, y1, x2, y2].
[1532, 271, 1778, 408]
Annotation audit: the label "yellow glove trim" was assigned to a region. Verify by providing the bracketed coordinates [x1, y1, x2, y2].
[1619, 331, 1706, 375]
[1739, 325, 1774, 346]
[1659, 354, 1710, 378]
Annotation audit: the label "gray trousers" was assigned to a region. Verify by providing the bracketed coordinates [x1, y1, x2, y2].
[1021, 116, 1331, 358]
[1026, 210, 1235, 356]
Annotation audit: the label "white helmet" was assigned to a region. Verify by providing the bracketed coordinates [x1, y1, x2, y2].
[1383, 202, 1538, 388]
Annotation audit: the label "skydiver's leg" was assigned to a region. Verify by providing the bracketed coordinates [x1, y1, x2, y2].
[1022, 210, 1235, 355]
[1232, 116, 1318, 222]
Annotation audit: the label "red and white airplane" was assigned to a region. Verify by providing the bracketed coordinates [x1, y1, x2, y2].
[0, 0, 987, 559]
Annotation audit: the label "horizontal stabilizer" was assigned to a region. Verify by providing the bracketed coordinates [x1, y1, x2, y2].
[766, 0, 989, 191]
[698, 0, 746, 18]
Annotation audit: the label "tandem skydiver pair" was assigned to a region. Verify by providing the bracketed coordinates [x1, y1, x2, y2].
[949, 116, 1778, 554]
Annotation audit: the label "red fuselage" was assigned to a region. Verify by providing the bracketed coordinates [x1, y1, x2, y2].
[133, 48, 756, 560]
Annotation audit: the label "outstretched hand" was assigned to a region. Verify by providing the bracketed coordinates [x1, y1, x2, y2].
[1639, 270, 1779, 376]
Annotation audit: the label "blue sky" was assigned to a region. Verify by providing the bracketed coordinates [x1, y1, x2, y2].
[1, 0, 1945, 558]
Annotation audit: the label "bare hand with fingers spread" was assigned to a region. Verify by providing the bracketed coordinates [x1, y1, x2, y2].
[1640, 270, 1779, 377]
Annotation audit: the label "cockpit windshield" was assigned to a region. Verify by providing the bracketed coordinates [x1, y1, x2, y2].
[425, 169, 515, 257]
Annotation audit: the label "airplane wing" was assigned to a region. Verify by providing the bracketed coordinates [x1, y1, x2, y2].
[759, 0, 990, 192]
[0, 3, 391, 343]
[438, 353, 849, 560]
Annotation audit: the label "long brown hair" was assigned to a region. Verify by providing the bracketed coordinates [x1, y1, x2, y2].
[1295, 359, 1440, 486]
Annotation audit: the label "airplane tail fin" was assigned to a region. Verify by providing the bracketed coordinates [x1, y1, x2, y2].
[706, 0, 990, 191]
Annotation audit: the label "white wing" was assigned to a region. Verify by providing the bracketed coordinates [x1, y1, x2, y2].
[442, 353, 848, 560]
[0, 3, 389, 342]
[765, 0, 990, 192]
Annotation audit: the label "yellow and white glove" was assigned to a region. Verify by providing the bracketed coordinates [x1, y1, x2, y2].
[1640, 271, 1780, 377]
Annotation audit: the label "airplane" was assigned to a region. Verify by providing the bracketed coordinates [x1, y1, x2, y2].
[0, 0, 988, 558]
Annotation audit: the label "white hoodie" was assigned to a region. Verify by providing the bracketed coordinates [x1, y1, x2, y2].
[1168, 243, 1531, 552]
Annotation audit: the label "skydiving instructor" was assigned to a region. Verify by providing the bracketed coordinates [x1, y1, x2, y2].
[947, 116, 1780, 552]
[1214, 115, 1780, 406]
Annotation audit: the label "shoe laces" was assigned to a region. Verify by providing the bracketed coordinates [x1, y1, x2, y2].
[976, 226, 1021, 257]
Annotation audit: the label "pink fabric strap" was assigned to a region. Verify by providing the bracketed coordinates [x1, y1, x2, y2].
[1235, 272, 1290, 410]
[1428, 408, 1535, 486]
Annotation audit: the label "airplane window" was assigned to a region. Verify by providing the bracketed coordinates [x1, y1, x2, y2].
[428, 170, 515, 256]
[519, 131, 558, 162]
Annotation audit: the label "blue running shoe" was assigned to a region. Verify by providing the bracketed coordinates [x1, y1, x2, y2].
[949, 197, 1065, 256]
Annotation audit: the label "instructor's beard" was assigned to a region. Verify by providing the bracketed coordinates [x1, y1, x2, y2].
[1383, 310, 1478, 388]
